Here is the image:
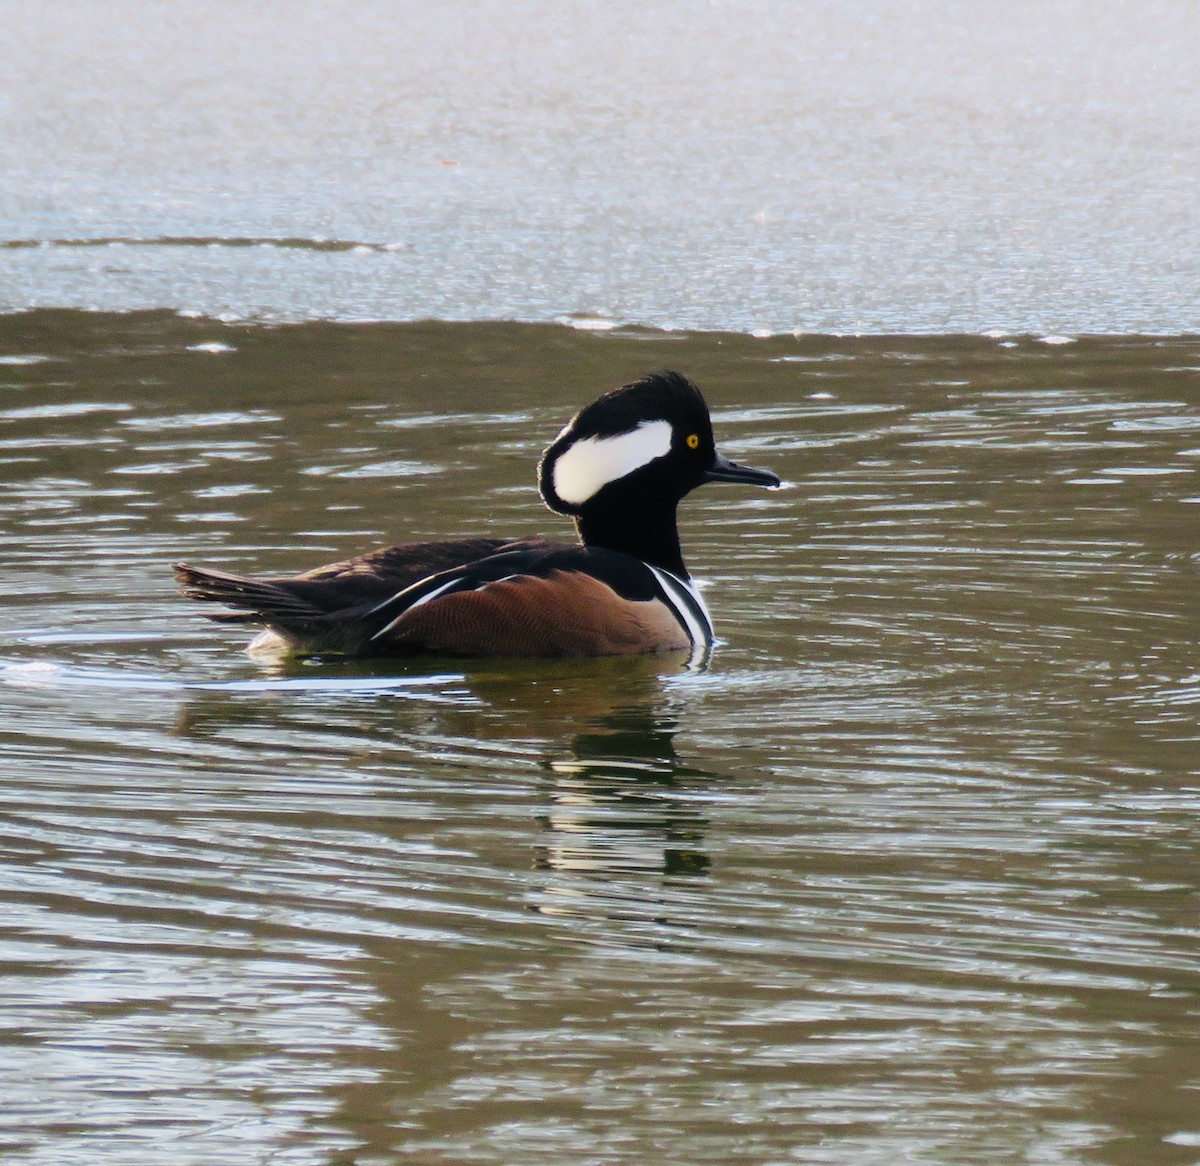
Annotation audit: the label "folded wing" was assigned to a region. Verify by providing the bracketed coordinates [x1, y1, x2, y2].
[372, 567, 690, 657]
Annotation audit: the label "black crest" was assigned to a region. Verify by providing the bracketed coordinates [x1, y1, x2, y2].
[564, 370, 713, 442]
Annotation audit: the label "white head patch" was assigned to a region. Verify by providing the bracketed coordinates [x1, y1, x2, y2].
[552, 419, 673, 506]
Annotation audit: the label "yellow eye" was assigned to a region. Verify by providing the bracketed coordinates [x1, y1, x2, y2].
[685, 433, 700, 450]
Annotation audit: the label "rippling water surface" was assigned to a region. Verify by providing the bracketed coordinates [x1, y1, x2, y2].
[1, 312, 1197, 1165]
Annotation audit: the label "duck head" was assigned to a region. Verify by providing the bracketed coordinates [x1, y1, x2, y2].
[538, 371, 780, 575]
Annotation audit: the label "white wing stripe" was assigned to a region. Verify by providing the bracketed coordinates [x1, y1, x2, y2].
[645, 564, 714, 663]
[369, 575, 463, 641]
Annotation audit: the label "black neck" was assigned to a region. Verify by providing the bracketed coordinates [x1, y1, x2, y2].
[574, 504, 688, 577]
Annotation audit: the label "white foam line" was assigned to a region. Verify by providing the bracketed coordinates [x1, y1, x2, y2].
[0, 659, 468, 696]
[191, 675, 466, 693]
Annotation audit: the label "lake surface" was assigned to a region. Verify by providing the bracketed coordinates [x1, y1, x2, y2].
[0, 311, 1197, 1164]
[3, 0, 1200, 333]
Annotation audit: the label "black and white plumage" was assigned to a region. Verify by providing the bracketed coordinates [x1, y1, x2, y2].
[174, 371, 780, 661]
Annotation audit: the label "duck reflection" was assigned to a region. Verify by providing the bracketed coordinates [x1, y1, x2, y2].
[459, 652, 714, 886]
[534, 705, 711, 881]
[174, 647, 716, 893]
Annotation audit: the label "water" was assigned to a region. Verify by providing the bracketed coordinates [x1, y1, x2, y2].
[3, 1, 1200, 332]
[0, 312, 1197, 1164]
[3, 5, 1200, 1157]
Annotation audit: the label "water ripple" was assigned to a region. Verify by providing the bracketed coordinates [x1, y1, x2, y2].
[0, 318, 1197, 1165]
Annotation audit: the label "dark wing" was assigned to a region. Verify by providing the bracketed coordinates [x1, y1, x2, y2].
[176, 540, 701, 659]
[292, 538, 529, 594]
[173, 537, 550, 641]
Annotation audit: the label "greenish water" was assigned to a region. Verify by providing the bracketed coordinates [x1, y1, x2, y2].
[0, 312, 1197, 1164]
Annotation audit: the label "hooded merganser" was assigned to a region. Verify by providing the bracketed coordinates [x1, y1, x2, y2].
[174, 371, 780, 662]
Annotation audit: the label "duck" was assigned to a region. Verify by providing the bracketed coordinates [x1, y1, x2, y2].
[174, 370, 780, 663]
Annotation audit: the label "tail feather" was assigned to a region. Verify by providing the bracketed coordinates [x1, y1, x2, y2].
[173, 562, 325, 626]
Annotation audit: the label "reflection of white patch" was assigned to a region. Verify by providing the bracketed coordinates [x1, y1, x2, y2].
[553, 420, 673, 505]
